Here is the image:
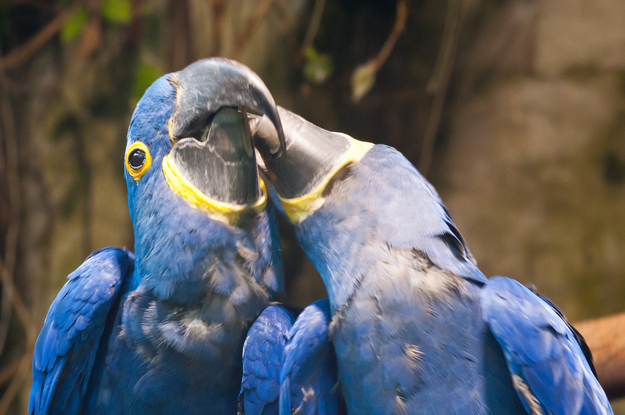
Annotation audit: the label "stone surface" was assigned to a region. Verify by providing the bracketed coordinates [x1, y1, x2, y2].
[439, 3, 625, 409]
[536, 0, 625, 77]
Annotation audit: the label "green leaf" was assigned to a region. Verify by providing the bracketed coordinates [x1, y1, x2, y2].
[60, 8, 89, 43]
[351, 62, 376, 103]
[303, 47, 333, 85]
[304, 47, 319, 61]
[131, 61, 163, 106]
[101, 0, 131, 24]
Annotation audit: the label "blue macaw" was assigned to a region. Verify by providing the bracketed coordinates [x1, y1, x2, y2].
[250, 107, 613, 414]
[29, 58, 288, 414]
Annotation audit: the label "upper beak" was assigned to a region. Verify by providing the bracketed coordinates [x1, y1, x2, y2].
[166, 58, 285, 207]
[170, 58, 285, 154]
[249, 106, 352, 200]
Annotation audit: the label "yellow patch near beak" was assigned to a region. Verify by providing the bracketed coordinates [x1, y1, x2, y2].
[162, 153, 267, 226]
[279, 136, 374, 224]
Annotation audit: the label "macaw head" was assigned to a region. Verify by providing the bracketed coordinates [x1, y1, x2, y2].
[251, 107, 485, 311]
[250, 106, 373, 224]
[124, 58, 285, 306]
[249, 107, 374, 308]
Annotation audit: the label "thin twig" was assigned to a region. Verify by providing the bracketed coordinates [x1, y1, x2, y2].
[0, 4, 78, 71]
[418, 0, 469, 175]
[351, 0, 408, 102]
[0, 360, 21, 387]
[230, 0, 277, 60]
[0, 92, 21, 357]
[210, 0, 226, 56]
[0, 71, 26, 94]
[57, 82, 94, 259]
[124, 0, 146, 49]
[0, 258, 37, 346]
[300, 0, 326, 54]
[75, 127, 93, 258]
[165, 0, 193, 72]
[0, 351, 31, 415]
[369, 0, 408, 73]
[1, 0, 56, 12]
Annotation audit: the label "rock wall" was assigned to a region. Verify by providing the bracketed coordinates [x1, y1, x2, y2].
[439, 0, 625, 322]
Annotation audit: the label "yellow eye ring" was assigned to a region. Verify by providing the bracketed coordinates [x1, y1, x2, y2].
[125, 141, 152, 182]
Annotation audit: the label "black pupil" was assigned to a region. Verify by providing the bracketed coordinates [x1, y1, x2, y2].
[129, 149, 146, 170]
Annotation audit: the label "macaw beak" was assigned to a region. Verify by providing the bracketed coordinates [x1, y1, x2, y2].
[166, 58, 285, 207]
[249, 106, 353, 200]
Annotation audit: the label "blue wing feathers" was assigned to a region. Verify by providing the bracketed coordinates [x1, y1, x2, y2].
[240, 304, 295, 415]
[241, 300, 341, 415]
[481, 276, 612, 415]
[280, 299, 341, 415]
[29, 247, 132, 415]
[527, 285, 598, 376]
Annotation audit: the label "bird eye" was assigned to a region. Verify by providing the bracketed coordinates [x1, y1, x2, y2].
[125, 141, 152, 182]
[128, 149, 146, 169]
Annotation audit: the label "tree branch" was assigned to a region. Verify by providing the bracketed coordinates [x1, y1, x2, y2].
[0, 258, 37, 346]
[576, 312, 625, 400]
[0, 4, 78, 71]
[418, 0, 472, 175]
[0, 92, 21, 357]
[0, 351, 31, 415]
[300, 0, 326, 54]
[230, 0, 277, 60]
[210, 0, 226, 57]
[350, 0, 408, 102]
[0, 359, 21, 387]
[370, 0, 408, 74]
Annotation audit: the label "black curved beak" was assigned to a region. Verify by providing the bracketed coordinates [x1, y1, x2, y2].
[167, 58, 285, 206]
[250, 107, 352, 199]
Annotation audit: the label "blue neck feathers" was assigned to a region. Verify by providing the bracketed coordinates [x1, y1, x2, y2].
[295, 145, 486, 311]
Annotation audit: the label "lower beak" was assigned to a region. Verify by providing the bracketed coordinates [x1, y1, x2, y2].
[169, 107, 261, 206]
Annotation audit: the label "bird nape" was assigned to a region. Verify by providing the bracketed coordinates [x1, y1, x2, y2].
[29, 58, 287, 415]
[251, 106, 613, 415]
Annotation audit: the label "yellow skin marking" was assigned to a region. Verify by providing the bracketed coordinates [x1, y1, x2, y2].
[279, 135, 374, 224]
[160, 74, 266, 225]
[162, 152, 267, 226]
[125, 141, 152, 182]
[168, 118, 175, 143]
[167, 73, 178, 144]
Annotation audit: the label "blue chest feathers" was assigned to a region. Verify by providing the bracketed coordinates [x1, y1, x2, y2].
[84, 226, 276, 414]
[328, 247, 525, 415]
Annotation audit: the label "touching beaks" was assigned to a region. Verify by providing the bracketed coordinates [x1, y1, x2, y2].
[249, 106, 353, 200]
[163, 58, 284, 216]
[169, 58, 286, 157]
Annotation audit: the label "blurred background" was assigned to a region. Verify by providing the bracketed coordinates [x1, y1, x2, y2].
[1, 0, 624, 412]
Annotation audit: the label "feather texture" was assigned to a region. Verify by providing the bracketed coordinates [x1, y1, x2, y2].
[280, 137, 613, 414]
[29, 248, 132, 414]
[482, 277, 611, 414]
[280, 299, 342, 415]
[30, 67, 284, 414]
[240, 305, 295, 415]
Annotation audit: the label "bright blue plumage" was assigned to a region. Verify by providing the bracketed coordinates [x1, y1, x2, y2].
[482, 277, 611, 414]
[30, 59, 284, 414]
[280, 299, 341, 415]
[30, 247, 132, 414]
[240, 300, 342, 415]
[253, 107, 613, 414]
[241, 305, 295, 415]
